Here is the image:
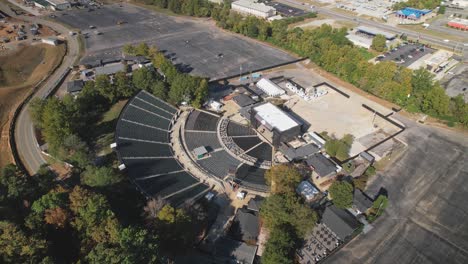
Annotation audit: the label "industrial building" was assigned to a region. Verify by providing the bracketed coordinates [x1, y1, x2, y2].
[231, 0, 276, 18]
[448, 18, 468, 31]
[395, 7, 432, 20]
[45, 0, 71, 10]
[248, 102, 301, 147]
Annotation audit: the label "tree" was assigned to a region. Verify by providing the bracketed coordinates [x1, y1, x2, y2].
[260, 193, 317, 237]
[0, 164, 32, 202]
[450, 95, 468, 126]
[31, 188, 68, 213]
[421, 86, 450, 116]
[437, 5, 445, 14]
[150, 80, 168, 100]
[41, 98, 74, 155]
[0, 221, 47, 263]
[262, 225, 296, 264]
[44, 207, 69, 228]
[371, 34, 387, 52]
[81, 166, 123, 187]
[29, 98, 47, 128]
[265, 165, 302, 194]
[114, 72, 136, 98]
[143, 198, 167, 223]
[132, 67, 156, 91]
[135, 43, 150, 56]
[329, 181, 354, 209]
[324, 134, 353, 161]
[95, 75, 117, 103]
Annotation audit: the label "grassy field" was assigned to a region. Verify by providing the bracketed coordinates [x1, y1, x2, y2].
[92, 100, 128, 156]
[0, 43, 65, 167]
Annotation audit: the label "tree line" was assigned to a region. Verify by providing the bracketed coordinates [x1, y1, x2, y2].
[392, 0, 442, 10]
[140, 0, 467, 127]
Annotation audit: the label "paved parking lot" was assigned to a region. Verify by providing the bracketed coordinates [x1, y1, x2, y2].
[324, 117, 468, 264]
[54, 3, 296, 79]
[380, 44, 435, 67]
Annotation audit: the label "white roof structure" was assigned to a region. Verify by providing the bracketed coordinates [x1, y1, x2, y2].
[46, 0, 69, 5]
[254, 103, 300, 132]
[296, 181, 319, 201]
[256, 78, 285, 97]
[232, 0, 276, 13]
[356, 26, 396, 40]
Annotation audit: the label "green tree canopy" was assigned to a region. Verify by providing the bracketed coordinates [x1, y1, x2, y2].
[265, 164, 302, 194]
[371, 34, 387, 52]
[261, 224, 296, 264]
[0, 221, 47, 263]
[329, 181, 354, 209]
[81, 166, 123, 187]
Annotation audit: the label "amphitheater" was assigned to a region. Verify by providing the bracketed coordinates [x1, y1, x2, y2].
[114, 90, 272, 206]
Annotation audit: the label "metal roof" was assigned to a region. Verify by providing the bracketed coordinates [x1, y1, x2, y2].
[95, 63, 127, 76]
[356, 26, 396, 40]
[214, 237, 258, 264]
[306, 153, 337, 177]
[232, 0, 276, 13]
[322, 205, 360, 241]
[253, 102, 300, 132]
[353, 190, 373, 213]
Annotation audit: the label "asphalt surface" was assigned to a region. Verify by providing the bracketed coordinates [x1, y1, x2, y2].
[54, 3, 296, 80]
[324, 115, 468, 263]
[277, 0, 466, 52]
[1, 1, 80, 174]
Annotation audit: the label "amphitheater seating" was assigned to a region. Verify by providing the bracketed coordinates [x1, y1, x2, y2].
[115, 90, 208, 205]
[185, 131, 222, 151]
[235, 164, 268, 192]
[246, 142, 272, 161]
[198, 150, 241, 179]
[232, 137, 262, 151]
[227, 122, 256, 136]
[185, 110, 219, 131]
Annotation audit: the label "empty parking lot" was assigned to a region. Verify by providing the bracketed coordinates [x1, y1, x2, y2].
[54, 3, 296, 79]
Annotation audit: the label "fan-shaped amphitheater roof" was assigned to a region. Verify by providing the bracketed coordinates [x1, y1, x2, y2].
[115, 90, 210, 206]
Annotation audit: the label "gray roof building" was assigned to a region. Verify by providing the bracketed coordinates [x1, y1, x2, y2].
[280, 143, 319, 161]
[214, 237, 257, 264]
[231, 208, 260, 242]
[353, 190, 373, 214]
[233, 94, 255, 107]
[306, 153, 338, 177]
[95, 63, 127, 76]
[66, 80, 84, 94]
[322, 205, 361, 241]
[247, 196, 264, 212]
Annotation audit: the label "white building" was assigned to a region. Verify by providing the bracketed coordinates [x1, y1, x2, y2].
[256, 78, 285, 97]
[41, 37, 58, 46]
[45, 0, 71, 10]
[296, 181, 319, 201]
[231, 0, 276, 18]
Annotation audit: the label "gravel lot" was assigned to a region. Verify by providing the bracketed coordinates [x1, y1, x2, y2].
[54, 3, 296, 79]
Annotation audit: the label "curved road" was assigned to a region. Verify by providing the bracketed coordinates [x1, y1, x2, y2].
[0, 3, 80, 174]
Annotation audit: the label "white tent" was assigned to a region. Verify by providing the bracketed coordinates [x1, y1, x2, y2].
[256, 78, 285, 97]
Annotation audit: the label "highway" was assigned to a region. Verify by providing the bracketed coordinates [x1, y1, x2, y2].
[278, 0, 466, 52]
[1, 1, 80, 174]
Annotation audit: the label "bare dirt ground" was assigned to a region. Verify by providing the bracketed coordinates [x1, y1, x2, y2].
[0, 43, 65, 167]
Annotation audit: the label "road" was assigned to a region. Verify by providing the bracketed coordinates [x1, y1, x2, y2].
[324, 115, 468, 263]
[278, 0, 466, 53]
[1, 1, 80, 174]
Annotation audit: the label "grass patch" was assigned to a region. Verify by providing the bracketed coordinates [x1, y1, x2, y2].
[358, 48, 377, 60]
[92, 100, 128, 155]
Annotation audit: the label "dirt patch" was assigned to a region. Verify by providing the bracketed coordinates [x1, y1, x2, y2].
[0, 43, 65, 167]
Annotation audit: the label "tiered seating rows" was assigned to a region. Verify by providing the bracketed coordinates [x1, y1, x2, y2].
[227, 122, 256, 136]
[136, 91, 177, 114]
[131, 98, 174, 120]
[137, 171, 198, 198]
[185, 110, 219, 131]
[118, 121, 169, 142]
[117, 140, 172, 158]
[198, 150, 241, 179]
[232, 137, 261, 151]
[185, 131, 222, 151]
[246, 142, 272, 161]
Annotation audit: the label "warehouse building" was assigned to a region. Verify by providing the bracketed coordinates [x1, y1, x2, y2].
[45, 0, 71, 10]
[356, 26, 396, 40]
[448, 18, 468, 31]
[231, 0, 276, 18]
[395, 7, 432, 20]
[249, 102, 301, 146]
